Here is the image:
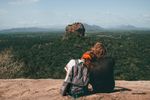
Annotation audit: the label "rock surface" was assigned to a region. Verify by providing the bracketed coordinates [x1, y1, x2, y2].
[0, 79, 150, 100]
[63, 22, 85, 39]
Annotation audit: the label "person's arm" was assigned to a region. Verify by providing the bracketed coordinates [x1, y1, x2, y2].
[60, 59, 75, 96]
[64, 59, 75, 82]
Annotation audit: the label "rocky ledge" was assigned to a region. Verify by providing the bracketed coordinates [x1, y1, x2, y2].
[0, 79, 150, 100]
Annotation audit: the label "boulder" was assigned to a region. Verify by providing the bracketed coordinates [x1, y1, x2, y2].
[63, 22, 85, 39]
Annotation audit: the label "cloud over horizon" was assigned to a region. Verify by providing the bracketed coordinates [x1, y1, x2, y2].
[0, 0, 150, 29]
[8, 0, 40, 5]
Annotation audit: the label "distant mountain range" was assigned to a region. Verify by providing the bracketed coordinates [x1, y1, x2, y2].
[0, 24, 149, 33]
[83, 23, 104, 32]
[108, 25, 150, 31]
[117, 25, 137, 30]
[0, 27, 64, 33]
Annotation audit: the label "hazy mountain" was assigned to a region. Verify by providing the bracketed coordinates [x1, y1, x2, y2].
[0, 27, 64, 33]
[1, 24, 149, 33]
[0, 24, 105, 33]
[83, 23, 104, 32]
[108, 25, 150, 30]
[117, 25, 137, 30]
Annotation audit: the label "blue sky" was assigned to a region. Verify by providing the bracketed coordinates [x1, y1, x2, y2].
[0, 0, 150, 29]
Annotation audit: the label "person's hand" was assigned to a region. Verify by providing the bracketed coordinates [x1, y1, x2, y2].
[88, 84, 93, 92]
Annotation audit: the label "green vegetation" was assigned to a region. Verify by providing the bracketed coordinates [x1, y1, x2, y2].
[0, 31, 150, 80]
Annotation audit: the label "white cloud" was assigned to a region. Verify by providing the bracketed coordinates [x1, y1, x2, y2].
[8, 0, 40, 5]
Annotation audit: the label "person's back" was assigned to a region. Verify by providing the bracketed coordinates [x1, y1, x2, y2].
[60, 59, 89, 98]
[89, 57, 115, 92]
[69, 59, 89, 98]
[61, 51, 96, 98]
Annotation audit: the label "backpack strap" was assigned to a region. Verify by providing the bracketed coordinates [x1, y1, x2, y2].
[70, 59, 78, 83]
[74, 59, 79, 77]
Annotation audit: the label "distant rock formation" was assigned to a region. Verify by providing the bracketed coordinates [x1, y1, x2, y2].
[63, 22, 85, 39]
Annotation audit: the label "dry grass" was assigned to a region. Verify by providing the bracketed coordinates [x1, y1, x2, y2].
[0, 48, 24, 78]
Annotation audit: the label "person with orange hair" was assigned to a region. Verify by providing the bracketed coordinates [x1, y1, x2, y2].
[60, 51, 96, 98]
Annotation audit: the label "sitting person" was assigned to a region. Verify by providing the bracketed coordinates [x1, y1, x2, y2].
[60, 42, 115, 98]
[60, 51, 96, 98]
[89, 42, 115, 92]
